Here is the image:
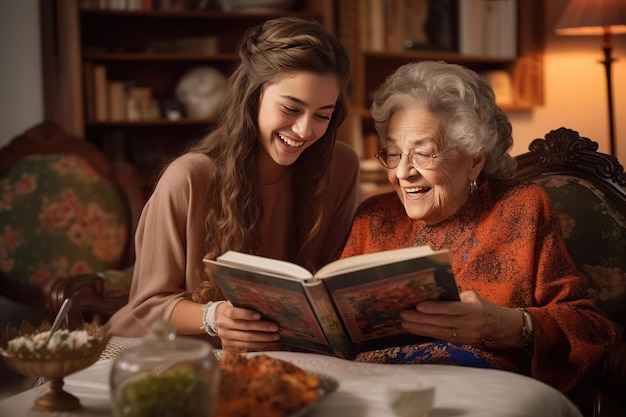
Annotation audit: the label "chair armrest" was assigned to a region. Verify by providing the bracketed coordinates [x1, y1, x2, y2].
[47, 274, 129, 329]
[593, 342, 626, 417]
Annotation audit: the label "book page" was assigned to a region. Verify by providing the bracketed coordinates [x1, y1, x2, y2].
[315, 245, 444, 279]
[211, 251, 313, 280]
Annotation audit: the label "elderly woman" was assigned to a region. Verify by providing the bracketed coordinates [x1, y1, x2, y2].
[340, 61, 622, 410]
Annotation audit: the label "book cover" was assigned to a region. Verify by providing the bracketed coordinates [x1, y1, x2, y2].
[204, 246, 459, 358]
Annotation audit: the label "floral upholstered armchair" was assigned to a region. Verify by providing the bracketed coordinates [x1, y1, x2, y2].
[514, 127, 626, 417]
[0, 122, 144, 328]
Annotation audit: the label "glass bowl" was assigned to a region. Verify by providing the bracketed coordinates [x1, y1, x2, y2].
[110, 321, 220, 417]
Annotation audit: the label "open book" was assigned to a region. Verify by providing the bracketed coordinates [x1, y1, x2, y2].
[204, 246, 459, 359]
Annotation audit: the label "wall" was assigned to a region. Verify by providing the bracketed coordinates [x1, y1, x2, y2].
[0, 1, 624, 163]
[0, 1, 43, 146]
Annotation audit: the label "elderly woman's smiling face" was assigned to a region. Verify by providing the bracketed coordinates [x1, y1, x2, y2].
[384, 105, 486, 225]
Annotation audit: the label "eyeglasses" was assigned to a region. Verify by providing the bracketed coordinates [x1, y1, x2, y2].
[375, 147, 444, 170]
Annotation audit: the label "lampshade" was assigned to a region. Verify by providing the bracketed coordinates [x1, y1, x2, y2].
[555, 0, 626, 36]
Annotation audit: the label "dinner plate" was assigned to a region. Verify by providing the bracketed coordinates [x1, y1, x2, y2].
[289, 373, 339, 417]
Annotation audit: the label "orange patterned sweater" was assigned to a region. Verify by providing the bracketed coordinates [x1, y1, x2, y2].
[340, 179, 622, 397]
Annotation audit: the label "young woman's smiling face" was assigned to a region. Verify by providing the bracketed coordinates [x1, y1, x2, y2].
[257, 71, 339, 169]
[385, 105, 485, 225]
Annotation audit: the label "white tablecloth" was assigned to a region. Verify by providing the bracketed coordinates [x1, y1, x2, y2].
[0, 348, 583, 417]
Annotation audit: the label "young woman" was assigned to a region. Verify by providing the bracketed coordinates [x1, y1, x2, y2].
[109, 17, 360, 351]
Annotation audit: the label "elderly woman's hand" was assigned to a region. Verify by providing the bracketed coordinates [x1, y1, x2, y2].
[215, 301, 281, 351]
[400, 291, 525, 346]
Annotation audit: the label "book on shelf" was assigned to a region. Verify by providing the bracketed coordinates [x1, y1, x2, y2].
[83, 69, 160, 123]
[93, 65, 109, 122]
[459, 0, 517, 58]
[367, 0, 386, 52]
[400, 0, 430, 50]
[484, 70, 514, 107]
[458, 0, 483, 56]
[368, 0, 459, 52]
[204, 245, 460, 359]
[82, 62, 96, 122]
[129, 87, 160, 120]
[108, 81, 126, 122]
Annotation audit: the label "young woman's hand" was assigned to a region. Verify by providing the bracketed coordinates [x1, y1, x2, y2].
[215, 301, 281, 351]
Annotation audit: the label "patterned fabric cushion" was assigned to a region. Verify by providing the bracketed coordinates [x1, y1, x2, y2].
[532, 175, 626, 321]
[0, 154, 128, 292]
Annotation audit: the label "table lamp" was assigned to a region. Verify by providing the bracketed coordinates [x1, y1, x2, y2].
[555, 0, 626, 156]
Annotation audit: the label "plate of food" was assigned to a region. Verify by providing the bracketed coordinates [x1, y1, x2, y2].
[215, 350, 339, 417]
[288, 373, 339, 417]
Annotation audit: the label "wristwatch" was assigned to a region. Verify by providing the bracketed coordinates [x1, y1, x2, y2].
[516, 308, 533, 348]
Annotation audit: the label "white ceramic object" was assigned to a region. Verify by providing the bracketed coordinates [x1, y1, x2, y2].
[175, 66, 227, 119]
[387, 379, 435, 417]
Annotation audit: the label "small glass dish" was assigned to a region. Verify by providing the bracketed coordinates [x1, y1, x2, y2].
[0, 321, 110, 412]
[110, 320, 220, 417]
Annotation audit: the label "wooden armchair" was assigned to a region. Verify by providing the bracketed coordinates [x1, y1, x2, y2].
[0, 121, 144, 329]
[513, 127, 626, 417]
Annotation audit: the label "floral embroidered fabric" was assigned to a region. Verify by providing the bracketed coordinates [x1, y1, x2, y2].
[340, 179, 623, 396]
[0, 154, 129, 296]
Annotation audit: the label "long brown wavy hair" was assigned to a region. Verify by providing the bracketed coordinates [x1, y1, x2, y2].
[189, 17, 351, 302]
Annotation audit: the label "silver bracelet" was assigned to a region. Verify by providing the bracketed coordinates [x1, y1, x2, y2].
[201, 300, 226, 336]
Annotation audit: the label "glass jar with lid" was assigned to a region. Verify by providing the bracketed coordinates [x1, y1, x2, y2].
[110, 320, 220, 417]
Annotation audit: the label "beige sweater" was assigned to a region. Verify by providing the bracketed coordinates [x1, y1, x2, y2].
[109, 141, 360, 336]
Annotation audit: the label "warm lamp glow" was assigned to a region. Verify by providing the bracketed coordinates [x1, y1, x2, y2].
[555, 0, 626, 157]
[555, 0, 626, 36]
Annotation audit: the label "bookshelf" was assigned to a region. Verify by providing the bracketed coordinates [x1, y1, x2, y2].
[40, 0, 544, 199]
[39, 0, 334, 193]
[335, 0, 545, 199]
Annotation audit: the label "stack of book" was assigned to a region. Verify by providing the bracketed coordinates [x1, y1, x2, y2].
[83, 63, 160, 123]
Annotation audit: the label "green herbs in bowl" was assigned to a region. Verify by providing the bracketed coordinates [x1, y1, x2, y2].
[114, 365, 216, 417]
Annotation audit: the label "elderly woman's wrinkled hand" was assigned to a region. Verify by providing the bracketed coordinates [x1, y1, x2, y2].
[400, 291, 518, 346]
